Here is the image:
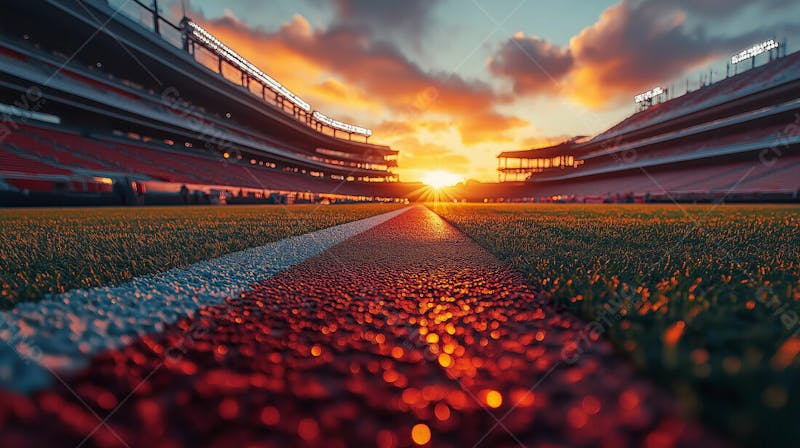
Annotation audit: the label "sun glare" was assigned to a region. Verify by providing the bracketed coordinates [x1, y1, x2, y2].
[421, 170, 463, 189]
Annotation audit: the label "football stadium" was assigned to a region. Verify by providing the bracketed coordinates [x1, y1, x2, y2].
[1, 1, 799, 447]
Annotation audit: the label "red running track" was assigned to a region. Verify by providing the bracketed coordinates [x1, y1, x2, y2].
[0, 206, 725, 447]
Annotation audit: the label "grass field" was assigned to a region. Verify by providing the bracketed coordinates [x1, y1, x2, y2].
[3, 203, 798, 444]
[0, 204, 402, 308]
[432, 203, 800, 446]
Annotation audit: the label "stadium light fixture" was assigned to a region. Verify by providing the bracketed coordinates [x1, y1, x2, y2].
[185, 20, 312, 112]
[312, 111, 373, 137]
[731, 40, 780, 65]
[634, 87, 664, 104]
[186, 20, 374, 139]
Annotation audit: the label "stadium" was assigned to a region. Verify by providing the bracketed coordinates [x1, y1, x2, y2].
[1, 1, 799, 447]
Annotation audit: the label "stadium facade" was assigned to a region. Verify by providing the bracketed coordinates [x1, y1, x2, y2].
[0, 0, 407, 206]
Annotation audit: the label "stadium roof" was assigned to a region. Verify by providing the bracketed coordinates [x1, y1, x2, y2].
[498, 137, 587, 159]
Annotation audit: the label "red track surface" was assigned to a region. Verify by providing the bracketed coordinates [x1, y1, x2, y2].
[0, 207, 725, 447]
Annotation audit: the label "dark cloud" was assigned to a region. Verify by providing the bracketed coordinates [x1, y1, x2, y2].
[310, 0, 444, 42]
[488, 34, 573, 95]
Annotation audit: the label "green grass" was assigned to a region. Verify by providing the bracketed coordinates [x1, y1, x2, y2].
[0, 204, 402, 308]
[431, 203, 800, 447]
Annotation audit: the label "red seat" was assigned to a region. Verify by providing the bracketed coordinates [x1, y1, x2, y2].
[0, 147, 71, 175]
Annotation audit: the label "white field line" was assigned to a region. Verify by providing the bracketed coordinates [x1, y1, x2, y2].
[0, 206, 411, 393]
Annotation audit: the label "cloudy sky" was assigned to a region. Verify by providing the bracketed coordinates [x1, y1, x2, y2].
[163, 0, 799, 181]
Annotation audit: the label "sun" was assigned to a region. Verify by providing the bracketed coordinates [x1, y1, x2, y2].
[421, 170, 463, 190]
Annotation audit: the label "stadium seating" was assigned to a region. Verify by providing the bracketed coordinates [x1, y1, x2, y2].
[572, 122, 788, 174]
[5, 130, 111, 171]
[524, 152, 800, 201]
[0, 146, 70, 176]
[0, 122, 385, 198]
[595, 52, 800, 141]
[0, 40, 392, 188]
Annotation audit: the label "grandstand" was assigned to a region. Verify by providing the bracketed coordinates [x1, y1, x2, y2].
[490, 44, 800, 203]
[0, 0, 407, 206]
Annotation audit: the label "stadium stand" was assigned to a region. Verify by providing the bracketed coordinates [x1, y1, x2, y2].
[491, 47, 800, 203]
[2, 121, 411, 202]
[0, 146, 70, 177]
[0, 0, 408, 206]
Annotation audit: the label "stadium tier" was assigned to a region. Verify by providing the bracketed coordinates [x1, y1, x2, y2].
[0, 0, 408, 206]
[492, 48, 800, 203]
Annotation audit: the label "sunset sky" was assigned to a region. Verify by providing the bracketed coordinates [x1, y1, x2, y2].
[168, 0, 799, 182]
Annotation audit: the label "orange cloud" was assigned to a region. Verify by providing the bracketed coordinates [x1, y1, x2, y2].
[392, 136, 472, 180]
[459, 112, 529, 146]
[308, 78, 380, 112]
[372, 120, 416, 137]
[196, 11, 524, 144]
[200, 15, 322, 93]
